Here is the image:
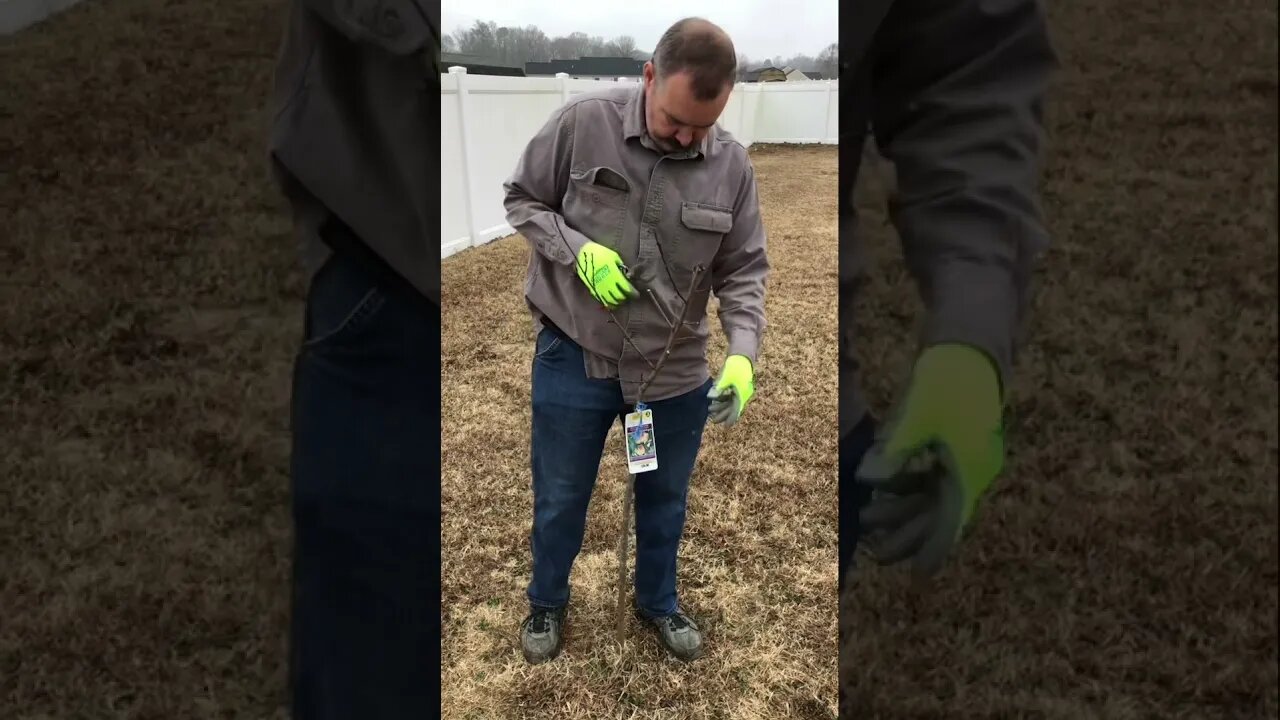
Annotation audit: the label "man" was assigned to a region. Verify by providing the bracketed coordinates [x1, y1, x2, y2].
[839, 0, 1057, 586]
[266, 2, 440, 717]
[503, 17, 769, 664]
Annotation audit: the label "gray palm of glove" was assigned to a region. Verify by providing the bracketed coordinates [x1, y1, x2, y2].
[706, 385, 741, 427]
[856, 445, 966, 580]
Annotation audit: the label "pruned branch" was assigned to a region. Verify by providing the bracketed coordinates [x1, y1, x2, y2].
[614, 264, 705, 642]
[634, 266, 704, 404]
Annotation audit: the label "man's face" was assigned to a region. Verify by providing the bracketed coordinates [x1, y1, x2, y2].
[643, 61, 731, 153]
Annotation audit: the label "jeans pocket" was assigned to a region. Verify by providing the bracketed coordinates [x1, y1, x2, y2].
[532, 328, 563, 361]
[302, 252, 389, 351]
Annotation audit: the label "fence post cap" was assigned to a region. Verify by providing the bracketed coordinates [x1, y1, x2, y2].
[555, 72, 570, 79]
[448, 66, 468, 74]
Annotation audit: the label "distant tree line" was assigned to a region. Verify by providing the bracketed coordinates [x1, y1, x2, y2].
[443, 22, 647, 65]
[444, 20, 838, 79]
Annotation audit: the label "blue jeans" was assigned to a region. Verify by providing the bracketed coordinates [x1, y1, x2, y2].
[526, 328, 711, 618]
[839, 414, 876, 591]
[288, 247, 439, 719]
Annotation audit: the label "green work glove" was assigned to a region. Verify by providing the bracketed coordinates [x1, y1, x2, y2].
[575, 241, 636, 309]
[855, 343, 1005, 579]
[707, 355, 755, 427]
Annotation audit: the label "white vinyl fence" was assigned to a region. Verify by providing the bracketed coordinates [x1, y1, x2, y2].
[442, 68, 839, 258]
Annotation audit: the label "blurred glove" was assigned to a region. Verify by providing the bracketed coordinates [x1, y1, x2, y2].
[855, 343, 1004, 579]
[575, 241, 636, 308]
[707, 355, 755, 427]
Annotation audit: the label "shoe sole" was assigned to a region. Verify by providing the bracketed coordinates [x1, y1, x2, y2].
[663, 643, 704, 662]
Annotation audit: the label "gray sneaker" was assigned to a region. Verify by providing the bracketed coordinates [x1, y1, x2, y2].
[521, 606, 566, 664]
[642, 608, 704, 661]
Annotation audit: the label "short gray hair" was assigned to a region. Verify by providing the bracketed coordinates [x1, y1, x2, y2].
[651, 18, 737, 100]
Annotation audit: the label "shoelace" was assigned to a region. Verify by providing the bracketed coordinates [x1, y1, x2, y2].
[663, 613, 690, 631]
[527, 610, 555, 634]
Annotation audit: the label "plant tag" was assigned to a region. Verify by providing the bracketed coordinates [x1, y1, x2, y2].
[624, 403, 658, 474]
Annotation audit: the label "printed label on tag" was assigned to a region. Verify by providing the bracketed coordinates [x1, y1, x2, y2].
[624, 407, 658, 474]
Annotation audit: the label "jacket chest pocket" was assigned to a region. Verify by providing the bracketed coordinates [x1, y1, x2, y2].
[562, 166, 631, 248]
[659, 202, 733, 340]
[671, 202, 733, 277]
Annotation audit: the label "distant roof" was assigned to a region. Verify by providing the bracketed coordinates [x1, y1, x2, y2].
[526, 56, 646, 77]
[802, 71, 827, 80]
[743, 66, 787, 82]
[441, 52, 525, 77]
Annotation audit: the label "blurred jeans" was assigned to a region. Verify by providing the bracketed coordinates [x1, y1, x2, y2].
[526, 328, 711, 618]
[288, 235, 439, 720]
[840, 413, 877, 591]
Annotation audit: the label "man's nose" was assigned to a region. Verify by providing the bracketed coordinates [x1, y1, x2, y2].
[676, 127, 695, 147]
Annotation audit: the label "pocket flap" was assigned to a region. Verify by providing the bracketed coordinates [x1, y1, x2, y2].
[570, 166, 630, 193]
[680, 202, 734, 233]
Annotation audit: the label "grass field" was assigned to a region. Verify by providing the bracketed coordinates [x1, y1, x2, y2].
[3, 1, 301, 716]
[440, 144, 838, 718]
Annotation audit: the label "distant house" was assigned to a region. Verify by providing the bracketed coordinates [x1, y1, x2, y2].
[440, 52, 525, 77]
[802, 71, 829, 80]
[743, 66, 786, 83]
[525, 56, 646, 81]
[743, 65, 816, 83]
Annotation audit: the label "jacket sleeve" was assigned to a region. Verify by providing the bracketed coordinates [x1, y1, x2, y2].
[503, 104, 593, 266]
[869, 0, 1057, 398]
[300, 0, 436, 56]
[712, 162, 770, 365]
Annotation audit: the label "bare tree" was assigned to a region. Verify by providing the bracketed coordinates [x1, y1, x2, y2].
[498, 25, 551, 64]
[550, 31, 594, 59]
[586, 35, 611, 56]
[610, 35, 638, 57]
[816, 42, 838, 78]
[450, 20, 498, 57]
[607, 266, 707, 642]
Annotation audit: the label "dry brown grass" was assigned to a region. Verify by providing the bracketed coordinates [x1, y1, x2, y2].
[2, 1, 300, 716]
[440, 144, 839, 719]
[841, 1, 1279, 717]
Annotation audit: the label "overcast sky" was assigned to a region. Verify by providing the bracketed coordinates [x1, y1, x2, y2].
[440, 0, 837, 61]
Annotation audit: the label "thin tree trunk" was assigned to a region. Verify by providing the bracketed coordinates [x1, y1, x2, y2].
[614, 266, 704, 642]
